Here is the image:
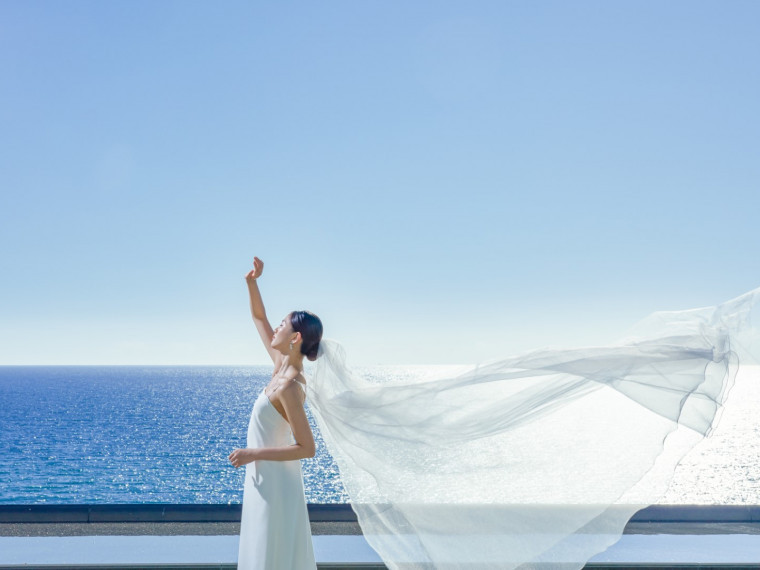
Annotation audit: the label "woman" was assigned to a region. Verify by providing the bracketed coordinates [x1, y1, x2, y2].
[228, 256, 322, 570]
[230, 257, 760, 570]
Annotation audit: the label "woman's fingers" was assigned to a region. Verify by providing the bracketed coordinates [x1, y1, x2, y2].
[229, 448, 254, 468]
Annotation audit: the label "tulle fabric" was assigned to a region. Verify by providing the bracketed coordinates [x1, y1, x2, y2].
[305, 287, 760, 570]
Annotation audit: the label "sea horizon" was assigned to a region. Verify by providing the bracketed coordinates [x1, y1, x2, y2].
[1, 365, 758, 506]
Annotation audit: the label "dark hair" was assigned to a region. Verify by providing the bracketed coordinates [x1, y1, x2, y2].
[289, 310, 323, 362]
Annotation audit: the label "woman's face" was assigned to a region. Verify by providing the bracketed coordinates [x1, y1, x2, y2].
[271, 314, 295, 351]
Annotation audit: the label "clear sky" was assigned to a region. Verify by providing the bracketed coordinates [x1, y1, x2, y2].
[1, 1, 758, 365]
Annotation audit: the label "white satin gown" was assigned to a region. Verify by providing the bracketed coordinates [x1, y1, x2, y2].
[237, 380, 316, 569]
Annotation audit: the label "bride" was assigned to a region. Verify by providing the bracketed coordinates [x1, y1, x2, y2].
[231, 255, 760, 570]
[228, 256, 322, 570]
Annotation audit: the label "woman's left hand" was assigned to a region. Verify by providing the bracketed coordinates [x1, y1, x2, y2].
[228, 448, 257, 468]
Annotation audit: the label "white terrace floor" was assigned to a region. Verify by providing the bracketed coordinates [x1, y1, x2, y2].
[2, 505, 760, 568]
[2, 530, 760, 568]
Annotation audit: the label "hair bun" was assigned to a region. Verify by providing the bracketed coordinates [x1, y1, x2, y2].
[305, 342, 320, 362]
[290, 310, 323, 362]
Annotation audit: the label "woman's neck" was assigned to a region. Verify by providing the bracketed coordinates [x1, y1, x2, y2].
[277, 353, 304, 375]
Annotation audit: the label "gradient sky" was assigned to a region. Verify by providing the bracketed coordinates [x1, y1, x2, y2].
[1, 1, 758, 365]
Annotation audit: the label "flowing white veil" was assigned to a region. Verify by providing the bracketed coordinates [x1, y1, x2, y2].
[305, 287, 760, 570]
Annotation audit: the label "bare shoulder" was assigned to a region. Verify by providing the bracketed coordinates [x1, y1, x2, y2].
[287, 375, 307, 395]
[277, 372, 307, 403]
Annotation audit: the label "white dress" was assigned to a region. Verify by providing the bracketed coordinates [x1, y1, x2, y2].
[237, 381, 316, 570]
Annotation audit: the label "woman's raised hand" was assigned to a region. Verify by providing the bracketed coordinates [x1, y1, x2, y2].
[245, 256, 264, 283]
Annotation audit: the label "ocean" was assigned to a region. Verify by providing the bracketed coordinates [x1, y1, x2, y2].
[1, 365, 758, 505]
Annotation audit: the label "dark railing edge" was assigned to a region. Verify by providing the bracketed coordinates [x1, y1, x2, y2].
[0, 503, 355, 523]
[0, 503, 759, 524]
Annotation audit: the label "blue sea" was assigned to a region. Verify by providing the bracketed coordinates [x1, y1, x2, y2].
[1, 365, 759, 505]
[0, 365, 452, 504]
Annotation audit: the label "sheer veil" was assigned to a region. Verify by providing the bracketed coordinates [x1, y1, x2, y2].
[305, 287, 760, 570]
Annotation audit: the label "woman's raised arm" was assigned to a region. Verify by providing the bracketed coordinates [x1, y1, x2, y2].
[245, 257, 281, 365]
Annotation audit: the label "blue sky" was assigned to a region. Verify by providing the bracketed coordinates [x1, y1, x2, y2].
[1, 1, 758, 365]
